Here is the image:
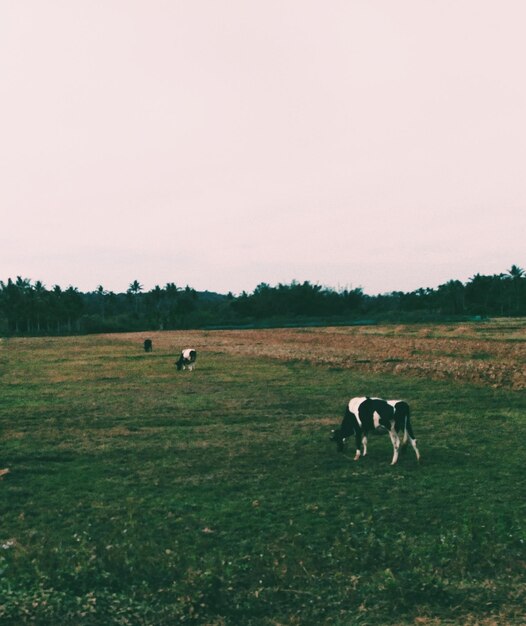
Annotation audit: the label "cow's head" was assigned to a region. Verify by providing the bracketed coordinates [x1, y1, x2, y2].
[175, 358, 184, 371]
[330, 428, 346, 452]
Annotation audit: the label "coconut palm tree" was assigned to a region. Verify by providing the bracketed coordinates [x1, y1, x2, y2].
[507, 265, 525, 314]
[127, 280, 143, 315]
[32, 280, 47, 332]
[96, 285, 107, 320]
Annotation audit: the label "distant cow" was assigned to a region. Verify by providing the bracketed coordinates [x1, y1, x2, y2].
[176, 348, 197, 371]
[331, 396, 420, 465]
[143, 339, 153, 352]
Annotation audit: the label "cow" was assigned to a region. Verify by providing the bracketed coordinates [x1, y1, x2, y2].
[143, 338, 153, 352]
[330, 396, 420, 465]
[176, 348, 197, 371]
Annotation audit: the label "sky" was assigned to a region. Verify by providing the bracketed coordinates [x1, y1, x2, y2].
[1, 1, 525, 296]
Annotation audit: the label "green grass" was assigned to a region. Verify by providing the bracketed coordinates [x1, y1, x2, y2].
[0, 334, 525, 625]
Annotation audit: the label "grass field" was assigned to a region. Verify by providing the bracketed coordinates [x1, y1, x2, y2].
[1, 321, 525, 625]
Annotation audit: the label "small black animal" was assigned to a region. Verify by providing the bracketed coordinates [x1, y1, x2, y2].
[143, 339, 153, 352]
[331, 396, 420, 465]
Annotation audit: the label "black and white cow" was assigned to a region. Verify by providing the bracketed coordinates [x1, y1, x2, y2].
[176, 348, 197, 371]
[331, 396, 420, 465]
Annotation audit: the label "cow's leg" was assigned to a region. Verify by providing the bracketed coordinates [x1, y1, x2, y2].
[407, 436, 420, 461]
[405, 418, 420, 461]
[399, 427, 410, 455]
[353, 429, 363, 461]
[389, 428, 401, 465]
[411, 438, 420, 461]
[362, 435, 368, 457]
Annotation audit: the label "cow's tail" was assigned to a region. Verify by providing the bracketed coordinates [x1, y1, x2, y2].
[396, 402, 415, 444]
[406, 414, 417, 443]
[400, 402, 420, 461]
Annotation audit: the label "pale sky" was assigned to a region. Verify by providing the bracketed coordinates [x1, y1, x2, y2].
[1, 1, 525, 296]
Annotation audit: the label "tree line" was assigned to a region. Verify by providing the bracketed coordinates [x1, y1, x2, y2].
[0, 265, 524, 336]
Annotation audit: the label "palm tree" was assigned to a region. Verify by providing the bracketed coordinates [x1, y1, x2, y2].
[33, 280, 47, 332]
[63, 286, 84, 332]
[50, 285, 63, 332]
[127, 280, 143, 295]
[507, 264, 524, 279]
[507, 265, 525, 314]
[13, 277, 32, 333]
[96, 285, 107, 320]
[146, 285, 165, 329]
[127, 280, 143, 315]
[0, 279, 20, 333]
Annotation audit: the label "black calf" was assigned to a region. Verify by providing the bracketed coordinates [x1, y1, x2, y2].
[143, 339, 153, 352]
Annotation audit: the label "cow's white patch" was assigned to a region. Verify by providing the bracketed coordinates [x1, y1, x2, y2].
[373, 411, 381, 429]
[348, 397, 366, 427]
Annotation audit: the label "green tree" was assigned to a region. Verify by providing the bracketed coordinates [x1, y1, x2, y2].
[507, 265, 525, 314]
[127, 280, 143, 315]
[63, 287, 84, 332]
[436, 280, 465, 315]
[32, 280, 47, 332]
[96, 285, 108, 320]
[0, 278, 23, 333]
[145, 285, 165, 329]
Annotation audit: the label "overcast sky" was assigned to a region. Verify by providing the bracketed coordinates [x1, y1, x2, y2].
[1, 1, 525, 296]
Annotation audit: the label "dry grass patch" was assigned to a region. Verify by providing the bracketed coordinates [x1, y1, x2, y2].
[111, 320, 526, 389]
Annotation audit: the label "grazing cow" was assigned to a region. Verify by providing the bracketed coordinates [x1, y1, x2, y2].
[176, 348, 197, 371]
[330, 396, 420, 464]
[143, 338, 153, 352]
